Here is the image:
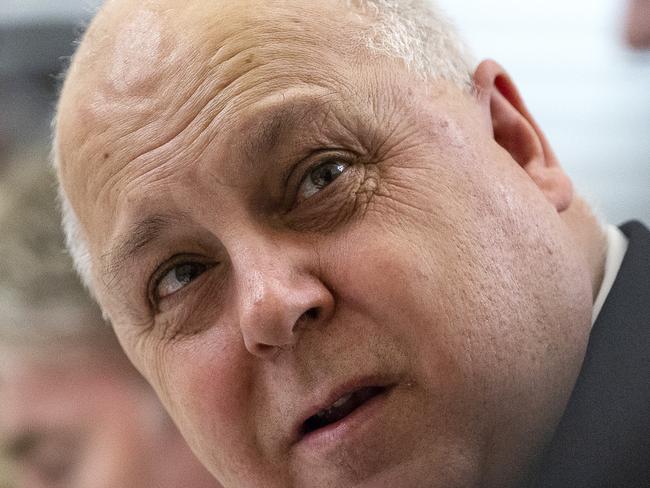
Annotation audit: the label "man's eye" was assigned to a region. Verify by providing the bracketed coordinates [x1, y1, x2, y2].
[155, 262, 209, 300]
[297, 160, 349, 200]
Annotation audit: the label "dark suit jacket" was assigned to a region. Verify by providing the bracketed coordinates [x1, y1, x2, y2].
[533, 221, 650, 487]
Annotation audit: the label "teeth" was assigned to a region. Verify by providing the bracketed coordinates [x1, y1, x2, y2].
[302, 386, 386, 435]
[315, 393, 354, 420]
[331, 393, 353, 409]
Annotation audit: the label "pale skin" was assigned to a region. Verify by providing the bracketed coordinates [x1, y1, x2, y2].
[56, 1, 607, 487]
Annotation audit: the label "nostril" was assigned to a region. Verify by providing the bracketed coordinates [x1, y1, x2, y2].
[254, 343, 276, 355]
[303, 307, 320, 321]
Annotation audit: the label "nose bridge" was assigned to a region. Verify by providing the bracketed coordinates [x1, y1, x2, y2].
[236, 234, 293, 301]
[244, 254, 294, 315]
[231, 234, 331, 357]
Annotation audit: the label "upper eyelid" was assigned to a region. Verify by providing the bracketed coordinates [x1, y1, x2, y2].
[283, 148, 354, 186]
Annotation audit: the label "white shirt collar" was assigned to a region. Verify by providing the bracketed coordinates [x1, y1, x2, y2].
[592, 225, 629, 325]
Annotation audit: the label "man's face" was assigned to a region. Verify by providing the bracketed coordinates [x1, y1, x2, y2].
[0, 351, 218, 488]
[57, 1, 594, 486]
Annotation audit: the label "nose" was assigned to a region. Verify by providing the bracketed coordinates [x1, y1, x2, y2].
[234, 243, 334, 359]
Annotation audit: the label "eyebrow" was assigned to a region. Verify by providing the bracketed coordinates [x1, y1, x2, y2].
[246, 109, 287, 156]
[101, 213, 186, 285]
[242, 92, 337, 160]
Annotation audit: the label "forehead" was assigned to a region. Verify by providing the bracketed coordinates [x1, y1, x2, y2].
[57, 0, 368, 200]
[57, 0, 378, 237]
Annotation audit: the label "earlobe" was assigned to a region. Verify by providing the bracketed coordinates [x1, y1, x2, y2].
[473, 60, 573, 212]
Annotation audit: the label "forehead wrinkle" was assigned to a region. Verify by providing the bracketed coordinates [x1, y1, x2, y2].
[240, 90, 339, 160]
[79, 53, 272, 233]
[61, 17, 271, 207]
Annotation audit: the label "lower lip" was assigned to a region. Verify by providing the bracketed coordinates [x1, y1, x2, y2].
[296, 387, 393, 455]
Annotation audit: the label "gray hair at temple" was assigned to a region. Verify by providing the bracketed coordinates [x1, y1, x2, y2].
[51, 0, 474, 295]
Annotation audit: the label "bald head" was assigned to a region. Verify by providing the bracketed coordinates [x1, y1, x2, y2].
[58, 0, 375, 182]
[54, 0, 472, 293]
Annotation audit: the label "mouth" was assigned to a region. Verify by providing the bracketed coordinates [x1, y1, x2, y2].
[299, 385, 389, 439]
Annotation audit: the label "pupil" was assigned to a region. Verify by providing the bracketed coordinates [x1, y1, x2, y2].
[312, 162, 344, 188]
[175, 264, 202, 284]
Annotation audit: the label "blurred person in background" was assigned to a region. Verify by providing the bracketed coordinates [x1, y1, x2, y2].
[624, 0, 650, 49]
[0, 157, 222, 488]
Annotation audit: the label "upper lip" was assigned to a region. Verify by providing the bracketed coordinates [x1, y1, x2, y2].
[292, 375, 394, 443]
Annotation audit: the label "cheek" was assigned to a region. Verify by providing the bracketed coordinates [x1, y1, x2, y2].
[149, 330, 259, 472]
[322, 221, 473, 394]
[320, 155, 589, 412]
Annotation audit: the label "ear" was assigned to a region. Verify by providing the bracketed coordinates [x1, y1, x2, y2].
[473, 59, 573, 212]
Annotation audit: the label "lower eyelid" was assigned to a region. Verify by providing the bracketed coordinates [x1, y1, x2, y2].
[153, 262, 217, 312]
[285, 165, 365, 232]
[154, 269, 228, 338]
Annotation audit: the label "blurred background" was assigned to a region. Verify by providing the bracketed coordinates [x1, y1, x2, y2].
[0, 1, 648, 487]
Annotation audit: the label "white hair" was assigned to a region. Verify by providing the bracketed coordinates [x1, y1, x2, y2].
[353, 0, 474, 87]
[58, 173, 96, 298]
[53, 0, 474, 294]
